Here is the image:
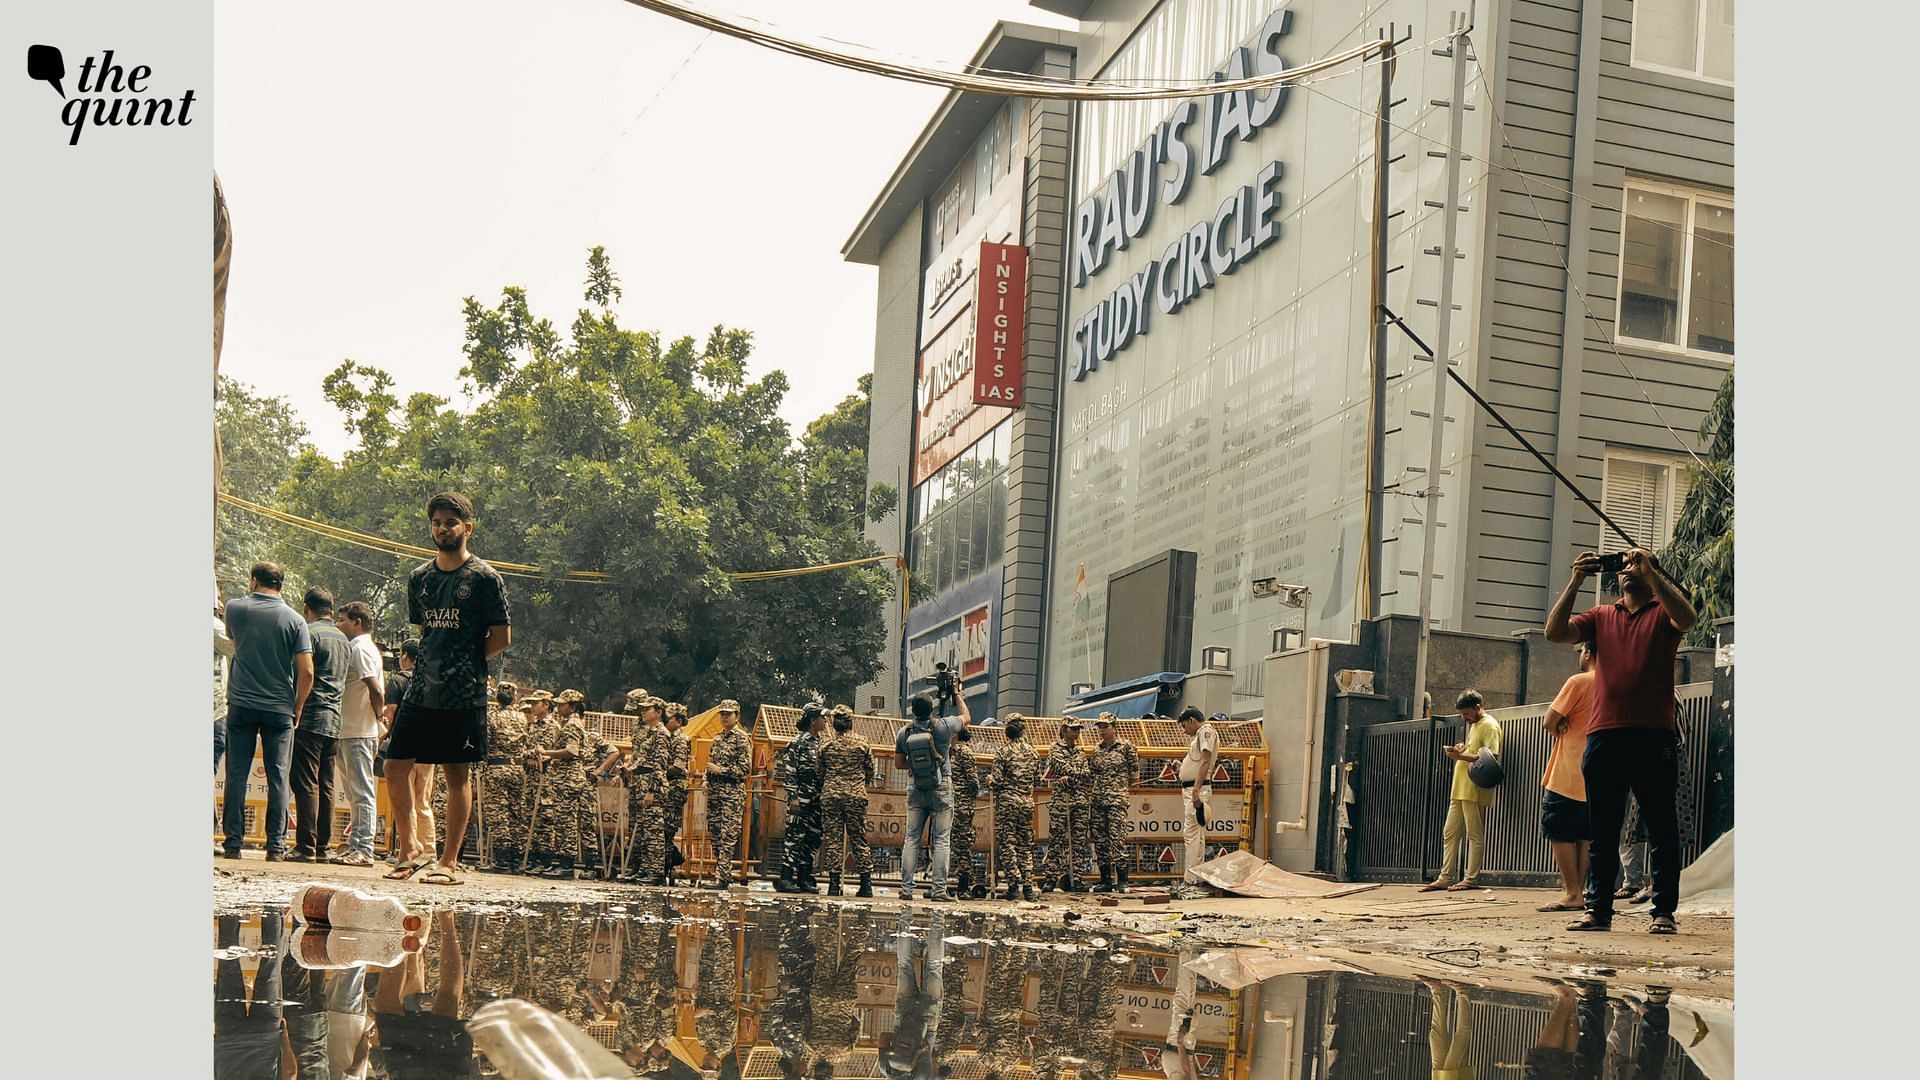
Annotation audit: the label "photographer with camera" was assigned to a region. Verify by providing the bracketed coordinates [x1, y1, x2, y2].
[1545, 547, 1696, 936]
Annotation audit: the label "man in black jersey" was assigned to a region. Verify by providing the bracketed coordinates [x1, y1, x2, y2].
[384, 492, 511, 885]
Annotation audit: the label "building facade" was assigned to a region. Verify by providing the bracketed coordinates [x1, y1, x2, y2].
[856, 0, 1731, 755]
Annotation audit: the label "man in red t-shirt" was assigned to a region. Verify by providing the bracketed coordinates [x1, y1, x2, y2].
[1545, 547, 1696, 935]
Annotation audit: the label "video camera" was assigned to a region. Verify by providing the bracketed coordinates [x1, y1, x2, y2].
[927, 662, 959, 715]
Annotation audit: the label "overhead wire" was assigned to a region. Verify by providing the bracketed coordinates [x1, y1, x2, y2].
[217, 490, 904, 590]
[619, 0, 1390, 100]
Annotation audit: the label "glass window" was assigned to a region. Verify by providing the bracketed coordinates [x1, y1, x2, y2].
[971, 487, 991, 578]
[1601, 449, 1692, 554]
[1617, 182, 1733, 357]
[1633, 0, 1734, 83]
[1687, 204, 1734, 354]
[987, 472, 1008, 566]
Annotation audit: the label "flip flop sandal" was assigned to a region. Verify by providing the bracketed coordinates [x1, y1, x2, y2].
[385, 858, 429, 881]
[1418, 881, 1449, 892]
[1537, 901, 1585, 912]
[1445, 881, 1481, 892]
[419, 867, 463, 886]
[1648, 915, 1678, 935]
[1566, 914, 1612, 932]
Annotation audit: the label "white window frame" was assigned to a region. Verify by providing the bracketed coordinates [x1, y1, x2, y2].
[1599, 447, 1692, 555]
[1614, 177, 1734, 363]
[1630, 0, 1734, 86]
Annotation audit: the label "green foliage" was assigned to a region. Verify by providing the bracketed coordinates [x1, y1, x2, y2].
[226, 248, 889, 714]
[1661, 371, 1733, 646]
[215, 376, 310, 600]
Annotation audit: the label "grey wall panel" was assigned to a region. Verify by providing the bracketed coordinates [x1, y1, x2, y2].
[856, 203, 925, 711]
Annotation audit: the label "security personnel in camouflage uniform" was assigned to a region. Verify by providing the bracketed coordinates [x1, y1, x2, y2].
[522, 691, 578, 874]
[976, 936, 1032, 1080]
[663, 702, 694, 885]
[948, 725, 984, 899]
[555, 689, 611, 876]
[816, 704, 876, 897]
[1041, 720, 1093, 893]
[622, 692, 670, 884]
[992, 717, 1041, 901]
[529, 689, 593, 877]
[479, 681, 529, 872]
[774, 702, 826, 893]
[704, 700, 752, 888]
[763, 909, 818, 1076]
[805, 912, 863, 1067]
[1087, 713, 1139, 893]
[693, 899, 740, 1071]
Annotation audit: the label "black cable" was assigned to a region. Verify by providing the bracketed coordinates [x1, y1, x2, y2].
[1377, 303, 1641, 552]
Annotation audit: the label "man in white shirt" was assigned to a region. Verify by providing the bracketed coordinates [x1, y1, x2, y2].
[333, 602, 386, 865]
[1176, 707, 1220, 883]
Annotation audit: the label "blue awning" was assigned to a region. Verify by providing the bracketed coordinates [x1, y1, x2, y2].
[1061, 670, 1185, 719]
[1062, 684, 1161, 720]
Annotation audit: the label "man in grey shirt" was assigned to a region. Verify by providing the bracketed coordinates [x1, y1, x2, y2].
[221, 562, 314, 859]
[291, 586, 351, 862]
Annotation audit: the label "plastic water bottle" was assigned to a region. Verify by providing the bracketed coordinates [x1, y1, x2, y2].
[290, 883, 424, 934]
[291, 926, 421, 969]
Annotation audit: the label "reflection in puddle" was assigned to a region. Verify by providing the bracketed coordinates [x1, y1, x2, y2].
[213, 896, 1727, 1078]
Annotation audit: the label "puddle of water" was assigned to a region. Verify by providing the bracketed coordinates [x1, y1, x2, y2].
[213, 895, 1729, 1079]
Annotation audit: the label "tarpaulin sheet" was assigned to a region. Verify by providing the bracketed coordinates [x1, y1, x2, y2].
[1186, 850, 1382, 899]
[1182, 948, 1366, 990]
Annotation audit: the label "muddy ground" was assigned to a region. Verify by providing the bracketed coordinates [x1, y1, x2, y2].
[214, 855, 1733, 1004]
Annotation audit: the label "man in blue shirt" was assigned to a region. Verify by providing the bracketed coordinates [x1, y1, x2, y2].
[221, 562, 314, 859]
[894, 692, 969, 901]
[290, 586, 351, 862]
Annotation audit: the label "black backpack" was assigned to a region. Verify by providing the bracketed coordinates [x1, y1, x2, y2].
[902, 726, 943, 793]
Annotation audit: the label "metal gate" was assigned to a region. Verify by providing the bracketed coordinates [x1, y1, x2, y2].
[1347, 683, 1716, 887]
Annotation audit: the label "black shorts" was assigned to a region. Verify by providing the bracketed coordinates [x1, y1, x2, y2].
[1541, 790, 1590, 843]
[385, 703, 487, 765]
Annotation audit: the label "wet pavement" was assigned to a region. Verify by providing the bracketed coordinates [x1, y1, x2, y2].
[212, 891, 1731, 1079]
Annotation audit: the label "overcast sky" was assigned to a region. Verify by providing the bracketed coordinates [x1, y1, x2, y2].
[215, 0, 1071, 457]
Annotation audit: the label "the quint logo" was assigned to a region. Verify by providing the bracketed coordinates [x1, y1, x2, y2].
[27, 45, 198, 146]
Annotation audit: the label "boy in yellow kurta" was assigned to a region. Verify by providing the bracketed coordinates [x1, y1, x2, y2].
[1422, 689, 1503, 891]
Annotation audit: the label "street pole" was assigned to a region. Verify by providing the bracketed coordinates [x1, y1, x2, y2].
[1411, 11, 1473, 878]
[1365, 26, 1402, 625]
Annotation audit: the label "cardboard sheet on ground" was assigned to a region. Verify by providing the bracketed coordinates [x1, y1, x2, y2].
[1184, 948, 1367, 990]
[1187, 851, 1382, 899]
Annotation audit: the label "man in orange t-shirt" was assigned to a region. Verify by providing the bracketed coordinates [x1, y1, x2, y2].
[1538, 644, 1595, 911]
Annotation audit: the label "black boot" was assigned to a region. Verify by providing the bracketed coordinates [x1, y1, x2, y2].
[827, 875, 843, 896]
[1039, 874, 1056, 894]
[855, 872, 873, 898]
[1022, 884, 1036, 901]
[1062, 873, 1085, 894]
[1115, 864, 1130, 892]
[955, 870, 972, 900]
[1004, 881, 1020, 901]
[1092, 866, 1115, 893]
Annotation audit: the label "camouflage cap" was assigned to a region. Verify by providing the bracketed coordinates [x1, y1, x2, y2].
[830, 704, 853, 719]
[1061, 719, 1084, 730]
[498, 681, 517, 696]
[717, 699, 741, 713]
[800, 700, 825, 718]
[1095, 712, 1118, 725]
[525, 689, 553, 703]
[1003, 711, 1024, 723]
[643, 695, 668, 712]
[668, 702, 690, 719]
[517, 700, 537, 712]
[625, 688, 651, 713]
[556, 688, 587, 705]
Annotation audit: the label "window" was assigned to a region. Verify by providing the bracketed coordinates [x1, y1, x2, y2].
[1601, 449, 1692, 554]
[1632, 0, 1733, 83]
[1617, 181, 1733, 357]
[908, 421, 1013, 608]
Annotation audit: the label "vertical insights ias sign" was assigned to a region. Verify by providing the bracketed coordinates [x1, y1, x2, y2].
[973, 241, 1026, 407]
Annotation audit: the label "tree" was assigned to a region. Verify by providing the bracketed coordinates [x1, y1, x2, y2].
[214, 376, 311, 600]
[263, 247, 891, 713]
[1661, 370, 1732, 646]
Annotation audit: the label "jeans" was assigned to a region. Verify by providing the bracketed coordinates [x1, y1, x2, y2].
[224, 706, 295, 854]
[1437, 799, 1487, 884]
[335, 737, 380, 858]
[291, 729, 339, 857]
[215, 912, 285, 1080]
[901, 782, 953, 896]
[214, 716, 227, 774]
[1584, 728, 1682, 920]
